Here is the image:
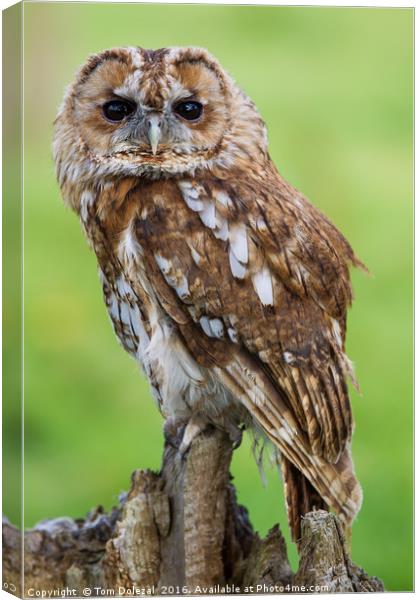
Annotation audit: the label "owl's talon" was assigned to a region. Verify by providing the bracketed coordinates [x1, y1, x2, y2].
[163, 416, 178, 442]
[230, 425, 245, 449]
[179, 415, 209, 457]
[163, 417, 186, 450]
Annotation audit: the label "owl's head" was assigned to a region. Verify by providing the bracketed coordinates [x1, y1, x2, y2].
[54, 46, 268, 187]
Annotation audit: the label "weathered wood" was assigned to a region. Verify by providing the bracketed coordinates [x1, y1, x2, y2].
[294, 511, 384, 593]
[103, 470, 168, 591]
[2, 427, 384, 596]
[158, 427, 234, 589]
[242, 525, 293, 590]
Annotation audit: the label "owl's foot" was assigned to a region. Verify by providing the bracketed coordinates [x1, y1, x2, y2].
[163, 416, 187, 449]
[179, 415, 209, 457]
[163, 416, 181, 445]
[227, 423, 245, 449]
[163, 416, 244, 456]
[163, 415, 210, 457]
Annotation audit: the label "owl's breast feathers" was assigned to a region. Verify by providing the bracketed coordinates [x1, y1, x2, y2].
[81, 167, 363, 537]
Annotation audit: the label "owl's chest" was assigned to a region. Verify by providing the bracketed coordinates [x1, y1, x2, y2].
[99, 263, 231, 421]
[85, 222, 203, 418]
[79, 178, 236, 417]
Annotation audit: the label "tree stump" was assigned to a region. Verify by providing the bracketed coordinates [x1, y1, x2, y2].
[2, 427, 384, 597]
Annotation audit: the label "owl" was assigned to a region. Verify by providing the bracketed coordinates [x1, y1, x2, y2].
[54, 46, 364, 542]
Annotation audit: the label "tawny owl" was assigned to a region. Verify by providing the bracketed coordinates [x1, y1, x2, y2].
[54, 46, 364, 541]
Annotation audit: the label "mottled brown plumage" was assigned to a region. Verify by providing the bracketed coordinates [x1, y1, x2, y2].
[54, 46, 364, 542]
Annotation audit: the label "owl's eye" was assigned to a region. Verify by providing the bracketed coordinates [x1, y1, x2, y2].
[174, 101, 203, 121]
[103, 100, 135, 122]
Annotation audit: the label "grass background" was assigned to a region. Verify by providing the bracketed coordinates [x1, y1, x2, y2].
[6, 3, 413, 591]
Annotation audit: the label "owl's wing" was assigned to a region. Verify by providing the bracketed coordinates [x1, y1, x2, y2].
[122, 174, 362, 530]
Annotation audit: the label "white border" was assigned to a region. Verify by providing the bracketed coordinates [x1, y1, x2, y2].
[0, 1, 415, 599]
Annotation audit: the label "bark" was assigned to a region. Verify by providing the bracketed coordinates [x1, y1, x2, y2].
[2, 426, 384, 597]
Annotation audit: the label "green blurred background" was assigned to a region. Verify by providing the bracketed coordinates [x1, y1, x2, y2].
[7, 2, 413, 591]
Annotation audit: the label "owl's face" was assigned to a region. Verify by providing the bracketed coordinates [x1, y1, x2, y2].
[54, 46, 267, 187]
[73, 47, 230, 159]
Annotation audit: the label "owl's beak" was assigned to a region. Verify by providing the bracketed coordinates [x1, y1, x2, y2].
[146, 115, 161, 155]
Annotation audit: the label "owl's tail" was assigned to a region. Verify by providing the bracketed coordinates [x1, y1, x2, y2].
[279, 454, 328, 542]
[278, 447, 361, 543]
